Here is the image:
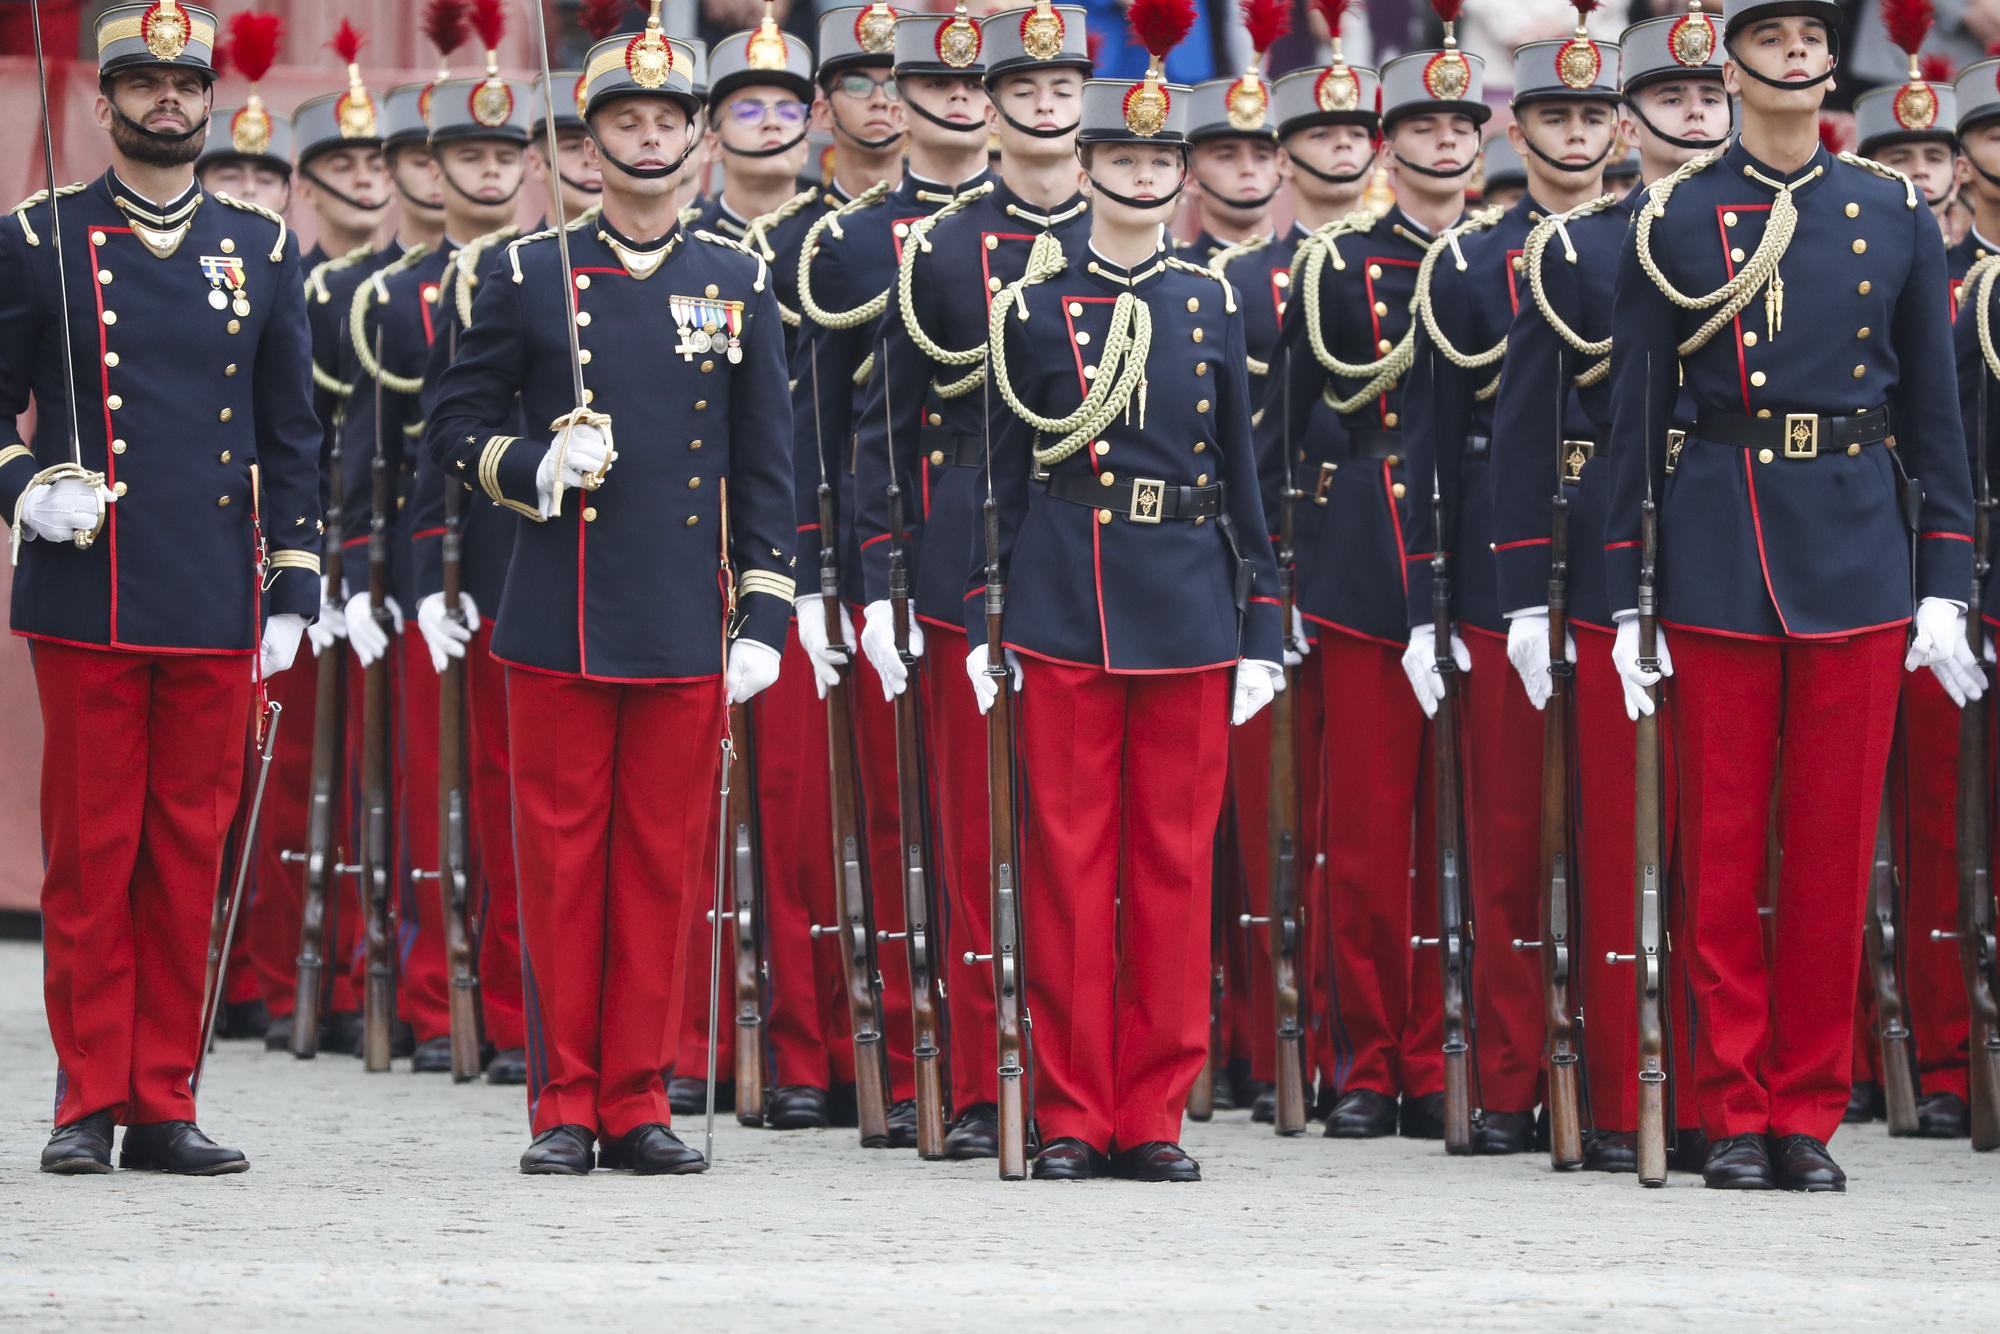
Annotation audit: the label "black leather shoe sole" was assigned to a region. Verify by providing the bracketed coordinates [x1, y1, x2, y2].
[409, 1038, 454, 1073]
[1399, 1093, 1447, 1140]
[1583, 1131, 1638, 1173]
[767, 1086, 833, 1130]
[118, 1129, 250, 1176]
[1110, 1143, 1202, 1182]
[40, 1153, 113, 1175]
[1031, 1138, 1107, 1180]
[945, 1108, 1000, 1160]
[520, 1127, 595, 1175]
[1324, 1090, 1400, 1139]
[885, 1099, 919, 1150]
[485, 1049, 528, 1086]
[263, 1017, 294, 1052]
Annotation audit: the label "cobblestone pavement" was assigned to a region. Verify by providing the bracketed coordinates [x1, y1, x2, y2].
[0, 941, 1994, 1331]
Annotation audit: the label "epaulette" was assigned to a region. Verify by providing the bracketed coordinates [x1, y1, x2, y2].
[799, 180, 893, 331]
[9, 183, 87, 247]
[307, 241, 375, 306]
[213, 190, 289, 261]
[1521, 195, 1619, 388]
[1164, 254, 1237, 315]
[1413, 207, 1510, 393]
[350, 243, 433, 394]
[504, 207, 599, 284]
[452, 224, 521, 328]
[1836, 152, 1920, 211]
[694, 228, 771, 297]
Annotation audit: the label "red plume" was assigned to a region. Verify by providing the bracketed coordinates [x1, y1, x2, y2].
[1431, 0, 1465, 22]
[210, 37, 230, 77]
[1313, 0, 1357, 34]
[580, 0, 628, 42]
[329, 19, 365, 66]
[1240, 0, 1291, 56]
[1882, 0, 1936, 59]
[228, 12, 282, 84]
[1818, 116, 1847, 154]
[1568, 0, 1601, 18]
[1920, 53, 1957, 83]
[1129, 0, 1197, 62]
[1087, 29, 1105, 69]
[423, 1, 469, 58]
[469, 0, 508, 52]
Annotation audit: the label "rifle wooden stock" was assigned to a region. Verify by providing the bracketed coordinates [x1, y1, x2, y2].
[1429, 533, 1474, 1155]
[1957, 474, 2000, 1151]
[1865, 787, 1919, 1134]
[288, 461, 349, 1059]
[1187, 874, 1222, 1122]
[888, 480, 948, 1160]
[359, 406, 396, 1073]
[437, 477, 481, 1082]
[1540, 481, 1583, 1170]
[819, 483, 892, 1147]
[984, 496, 1031, 1180]
[728, 703, 767, 1126]
[1633, 496, 1668, 1186]
[1267, 484, 1307, 1136]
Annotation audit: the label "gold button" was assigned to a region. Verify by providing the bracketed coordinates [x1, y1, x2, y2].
[1391, 482, 1406, 499]
[219, 450, 231, 463]
[1723, 211, 1739, 227]
[688, 477, 702, 489]
[701, 359, 715, 372]
[927, 412, 942, 426]
[1368, 264, 1382, 280]
[705, 284, 719, 299]
[110, 439, 126, 455]
[1758, 448, 1774, 464]
[583, 506, 599, 522]
[224, 363, 237, 377]
[1512, 256, 1525, 273]
[1273, 270, 1290, 289]
[1374, 301, 1388, 317]
[1196, 473, 1209, 486]
[102, 310, 116, 325]
[1750, 371, 1766, 387]
[112, 481, 127, 497]
[1067, 302, 1083, 316]
[694, 400, 707, 411]
[689, 438, 702, 450]
[1094, 441, 1109, 456]
[107, 394, 123, 411]
[91, 230, 106, 246]
[219, 407, 232, 422]
[575, 311, 592, 327]
[104, 351, 119, 367]
[575, 274, 591, 290]
[1195, 362, 1208, 376]
[227, 319, 240, 334]
[583, 389, 595, 405]
[1852, 239, 1867, 255]
[1858, 280, 1872, 295]
[1074, 330, 1091, 346]
[1377, 338, 1393, 354]
[685, 515, 699, 527]
[1097, 508, 1112, 524]
[1386, 453, 1401, 467]
[893, 222, 910, 239]
[1385, 412, 1400, 428]
[1856, 327, 1871, 339]
[930, 450, 945, 465]
[219, 494, 234, 506]
[1191, 328, 1204, 344]
[1100, 471, 1115, 486]
[1742, 332, 1758, 348]
[97, 269, 112, 284]
[1193, 441, 1206, 453]
[220, 238, 235, 254]
[988, 277, 1002, 292]
[1186, 297, 1200, 313]
[1847, 443, 1861, 457]
[1853, 365, 1866, 379]
[1196, 399, 1210, 413]
[579, 348, 593, 365]
[1757, 409, 1772, 419]
[1730, 247, 1745, 264]
[1083, 365, 1098, 380]
[985, 235, 999, 250]
[1846, 202, 1860, 218]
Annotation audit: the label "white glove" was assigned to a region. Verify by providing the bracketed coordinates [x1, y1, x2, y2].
[306, 598, 347, 656]
[1401, 624, 1471, 719]
[1232, 659, 1284, 726]
[258, 614, 308, 679]
[416, 591, 481, 674]
[1505, 610, 1577, 713]
[343, 591, 404, 668]
[726, 638, 783, 704]
[859, 599, 926, 701]
[534, 422, 613, 511]
[1927, 608, 1986, 707]
[18, 476, 114, 543]
[1285, 606, 1313, 668]
[1906, 596, 1967, 672]
[793, 594, 857, 700]
[1611, 615, 1674, 720]
[965, 642, 1024, 714]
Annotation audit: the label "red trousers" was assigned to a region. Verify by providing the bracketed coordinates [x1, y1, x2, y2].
[1017, 658, 1230, 1150]
[510, 667, 721, 1138]
[34, 641, 252, 1126]
[1886, 670, 1973, 1101]
[392, 632, 449, 1042]
[1671, 626, 1904, 1141]
[246, 653, 329, 1018]
[926, 623, 998, 1110]
[466, 623, 524, 1050]
[1317, 632, 1444, 1099]
[1461, 629, 1547, 1114]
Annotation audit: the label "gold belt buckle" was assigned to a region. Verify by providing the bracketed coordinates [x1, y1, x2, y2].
[1665, 429, 1686, 475]
[1783, 413, 1819, 460]
[1562, 439, 1594, 485]
[1313, 460, 1336, 506]
[1130, 477, 1165, 525]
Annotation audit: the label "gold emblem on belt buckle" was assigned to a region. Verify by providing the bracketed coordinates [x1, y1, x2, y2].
[1783, 413, 1819, 460]
[1562, 439, 1594, 485]
[1130, 477, 1165, 524]
[1665, 429, 1686, 475]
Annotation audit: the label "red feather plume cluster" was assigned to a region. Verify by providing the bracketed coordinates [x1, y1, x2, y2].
[1919, 52, 1956, 82]
[1431, 0, 1465, 23]
[469, 0, 508, 52]
[1569, 0, 1601, 17]
[1882, 0, 1936, 58]
[1312, 0, 1357, 31]
[580, 0, 629, 42]
[1130, 0, 1197, 61]
[422, 1, 468, 57]
[329, 19, 365, 66]
[1240, 0, 1291, 56]
[1818, 116, 1848, 154]
[228, 12, 282, 85]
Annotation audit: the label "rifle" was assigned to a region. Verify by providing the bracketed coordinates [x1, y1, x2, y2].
[1947, 346, 2000, 1150]
[726, 701, 768, 1126]
[1187, 855, 1223, 1122]
[804, 343, 892, 1148]
[195, 702, 282, 1092]
[881, 340, 949, 1160]
[1519, 367, 1583, 1170]
[359, 330, 397, 1072]
[1412, 425, 1475, 1155]
[1865, 779, 1919, 1134]
[283, 442, 350, 1059]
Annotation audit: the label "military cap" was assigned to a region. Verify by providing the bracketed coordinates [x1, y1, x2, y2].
[982, 3, 1091, 84]
[896, 4, 985, 79]
[709, 3, 815, 106]
[1856, 77, 1957, 156]
[1512, 32, 1621, 108]
[1078, 77, 1191, 147]
[532, 72, 587, 139]
[429, 77, 533, 147]
[1619, 3, 1724, 94]
[382, 84, 432, 155]
[294, 22, 382, 163]
[581, 14, 704, 119]
[821, 4, 900, 83]
[1186, 76, 1274, 144]
[1380, 5, 1490, 132]
[96, 1, 218, 83]
[200, 106, 294, 174]
[1477, 133, 1525, 196]
[1270, 63, 1380, 138]
[1958, 57, 2000, 135]
[1722, 1, 1842, 41]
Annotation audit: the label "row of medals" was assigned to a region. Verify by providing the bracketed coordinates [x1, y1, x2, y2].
[208, 282, 251, 318]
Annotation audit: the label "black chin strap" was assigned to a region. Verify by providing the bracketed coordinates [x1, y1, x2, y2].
[718, 130, 810, 159]
[1968, 150, 2000, 191]
[1391, 148, 1474, 182]
[1290, 156, 1372, 187]
[999, 108, 1080, 141]
[1724, 36, 1839, 94]
[1083, 159, 1189, 213]
[1625, 97, 1731, 154]
[1195, 174, 1277, 211]
[301, 163, 392, 214]
[1518, 128, 1617, 176]
[832, 108, 906, 153]
[559, 172, 605, 196]
[394, 176, 445, 216]
[591, 125, 703, 181]
[438, 161, 524, 209]
[109, 102, 209, 146]
[905, 97, 987, 138]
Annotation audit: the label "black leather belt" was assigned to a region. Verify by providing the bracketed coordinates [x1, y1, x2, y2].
[1694, 406, 1889, 459]
[921, 427, 984, 469]
[1043, 472, 1224, 523]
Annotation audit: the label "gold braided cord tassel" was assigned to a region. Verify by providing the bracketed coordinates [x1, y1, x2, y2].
[797, 181, 894, 330]
[1972, 253, 2000, 384]
[1415, 207, 1509, 374]
[897, 182, 995, 399]
[349, 243, 434, 394]
[1298, 216, 1418, 411]
[1522, 196, 1617, 388]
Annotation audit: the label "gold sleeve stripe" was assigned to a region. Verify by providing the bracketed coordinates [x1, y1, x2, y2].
[478, 435, 543, 520]
[0, 445, 34, 470]
[266, 550, 321, 574]
[97, 16, 218, 53]
[738, 570, 797, 603]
